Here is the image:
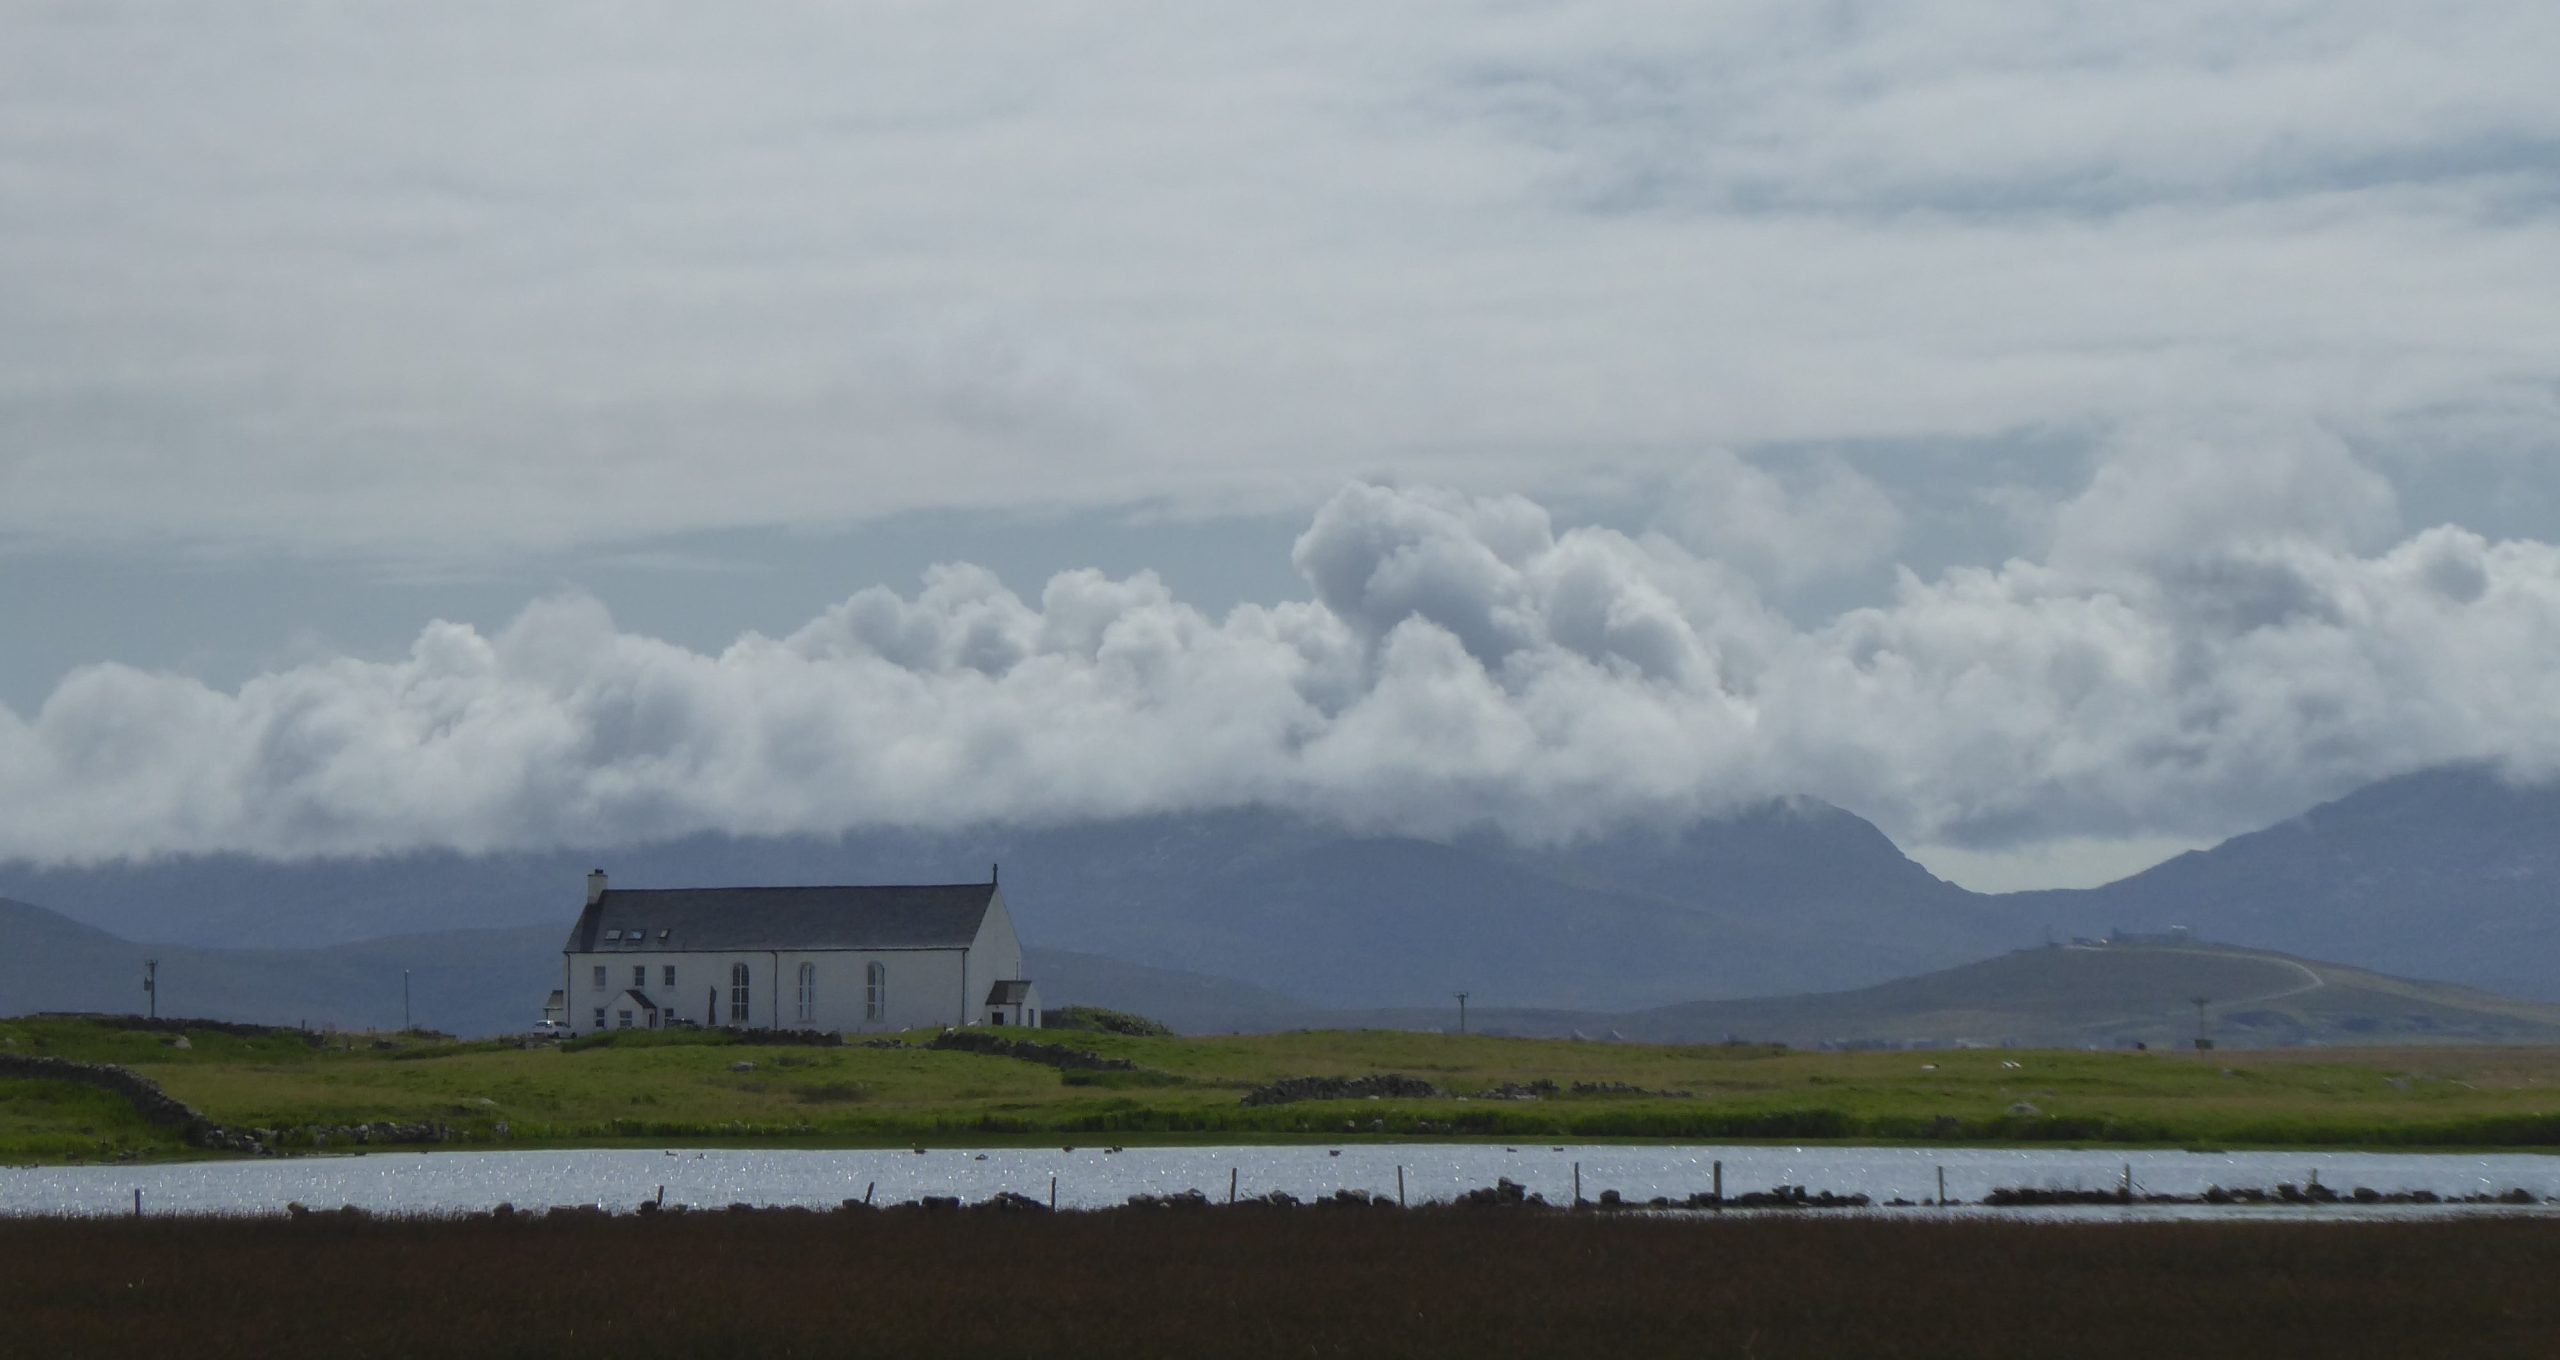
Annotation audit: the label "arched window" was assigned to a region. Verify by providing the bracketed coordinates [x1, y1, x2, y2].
[729, 962, 751, 1025]
[796, 962, 815, 1024]
[865, 961, 886, 1022]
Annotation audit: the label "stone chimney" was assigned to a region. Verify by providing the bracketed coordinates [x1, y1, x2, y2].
[586, 868, 608, 907]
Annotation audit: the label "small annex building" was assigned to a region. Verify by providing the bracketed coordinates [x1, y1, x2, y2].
[560, 869, 1040, 1036]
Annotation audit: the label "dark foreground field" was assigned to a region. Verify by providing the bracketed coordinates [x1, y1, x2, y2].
[7, 1209, 2559, 1359]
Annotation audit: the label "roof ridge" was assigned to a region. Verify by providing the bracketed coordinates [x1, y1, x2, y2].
[570, 881, 1002, 953]
[606, 882, 994, 893]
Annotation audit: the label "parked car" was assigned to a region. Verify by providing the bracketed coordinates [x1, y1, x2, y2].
[528, 1020, 570, 1041]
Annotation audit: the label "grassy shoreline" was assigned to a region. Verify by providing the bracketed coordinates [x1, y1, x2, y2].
[13, 1014, 2560, 1163]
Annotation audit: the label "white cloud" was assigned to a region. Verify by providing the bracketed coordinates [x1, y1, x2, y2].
[8, 7, 2560, 866]
[9, 443, 2560, 863]
[1651, 450, 1903, 587]
[2048, 421, 2401, 571]
[1, 3, 2557, 557]
[1905, 835, 2208, 896]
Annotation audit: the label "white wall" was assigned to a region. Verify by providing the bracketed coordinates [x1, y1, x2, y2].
[562, 947, 975, 1035]
[967, 890, 1032, 1027]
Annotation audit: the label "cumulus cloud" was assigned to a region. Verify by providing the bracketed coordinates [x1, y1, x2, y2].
[8, 439, 2560, 863]
[1651, 450, 1903, 587]
[2049, 423, 2401, 571]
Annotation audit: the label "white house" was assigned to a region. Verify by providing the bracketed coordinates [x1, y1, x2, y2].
[559, 869, 1041, 1036]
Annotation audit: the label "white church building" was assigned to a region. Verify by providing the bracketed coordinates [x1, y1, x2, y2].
[560, 869, 1041, 1036]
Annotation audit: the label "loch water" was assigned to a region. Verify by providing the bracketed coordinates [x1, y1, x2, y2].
[9, 1144, 2560, 1220]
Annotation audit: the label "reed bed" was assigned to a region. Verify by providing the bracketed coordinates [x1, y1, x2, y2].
[6, 1207, 2558, 1359]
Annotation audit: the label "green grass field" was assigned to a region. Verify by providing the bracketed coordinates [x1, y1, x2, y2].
[11, 1015, 2560, 1162]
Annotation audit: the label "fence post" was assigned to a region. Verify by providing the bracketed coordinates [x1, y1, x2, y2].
[864, 1181, 875, 1205]
[1229, 1167, 1238, 1204]
[1573, 1161, 1582, 1206]
[1936, 1166, 1947, 1206]
[1712, 1160, 1723, 1204]
[1397, 1165, 1406, 1208]
[1049, 1175, 1058, 1212]
[133, 1188, 142, 1218]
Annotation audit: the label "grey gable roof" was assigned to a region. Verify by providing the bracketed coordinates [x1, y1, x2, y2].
[564, 884, 999, 954]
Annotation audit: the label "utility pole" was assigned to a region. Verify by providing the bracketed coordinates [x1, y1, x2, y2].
[2190, 995, 2210, 1050]
[1455, 991, 1469, 1036]
[403, 969, 412, 1033]
[143, 960, 157, 1020]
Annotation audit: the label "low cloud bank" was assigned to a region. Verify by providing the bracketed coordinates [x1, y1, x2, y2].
[7, 434, 2558, 862]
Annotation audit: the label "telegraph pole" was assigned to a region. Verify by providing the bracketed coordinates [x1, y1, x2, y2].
[1455, 991, 1469, 1036]
[403, 970, 412, 1033]
[143, 960, 157, 1020]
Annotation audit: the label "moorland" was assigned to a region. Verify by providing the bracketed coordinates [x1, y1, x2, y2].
[15, 1014, 2560, 1163]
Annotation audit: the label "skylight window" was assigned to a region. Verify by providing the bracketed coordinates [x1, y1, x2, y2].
[604, 929, 621, 941]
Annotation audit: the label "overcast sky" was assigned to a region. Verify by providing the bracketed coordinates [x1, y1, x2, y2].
[5, 3, 2559, 889]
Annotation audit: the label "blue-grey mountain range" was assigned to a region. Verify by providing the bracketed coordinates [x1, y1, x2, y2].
[1, 765, 2552, 1035]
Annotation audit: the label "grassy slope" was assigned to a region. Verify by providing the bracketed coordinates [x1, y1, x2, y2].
[0, 1079, 187, 1162]
[1597, 943, 2560, 1047]
[14, 1015, 2560, 1161]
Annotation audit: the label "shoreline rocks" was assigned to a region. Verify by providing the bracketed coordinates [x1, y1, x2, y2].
[1984, 1183, 2541, 1208]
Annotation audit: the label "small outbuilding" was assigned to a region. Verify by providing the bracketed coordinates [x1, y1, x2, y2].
[984, 978, 1042, 1028]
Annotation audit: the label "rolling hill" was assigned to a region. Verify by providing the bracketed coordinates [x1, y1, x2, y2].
[0, 802, 2028, 1011]
[1409, 941, 2560, 1049]
[1999, 766, 2560, 1001]
[12, 891, 2560, 1049]
[0, 895, 560, 1035]
[4, 765, 2558, 1018]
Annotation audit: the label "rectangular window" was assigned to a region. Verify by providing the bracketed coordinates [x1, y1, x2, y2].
[617, 1009, 634, 1029]
[591, 1008, 605, 1029]
[663, 965, 676, 987]
[591, 965, 606, 989]
[632, 965, 646, 987]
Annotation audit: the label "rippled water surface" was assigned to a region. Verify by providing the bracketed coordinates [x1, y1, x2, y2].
[10, 1145, 2560, 1219]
